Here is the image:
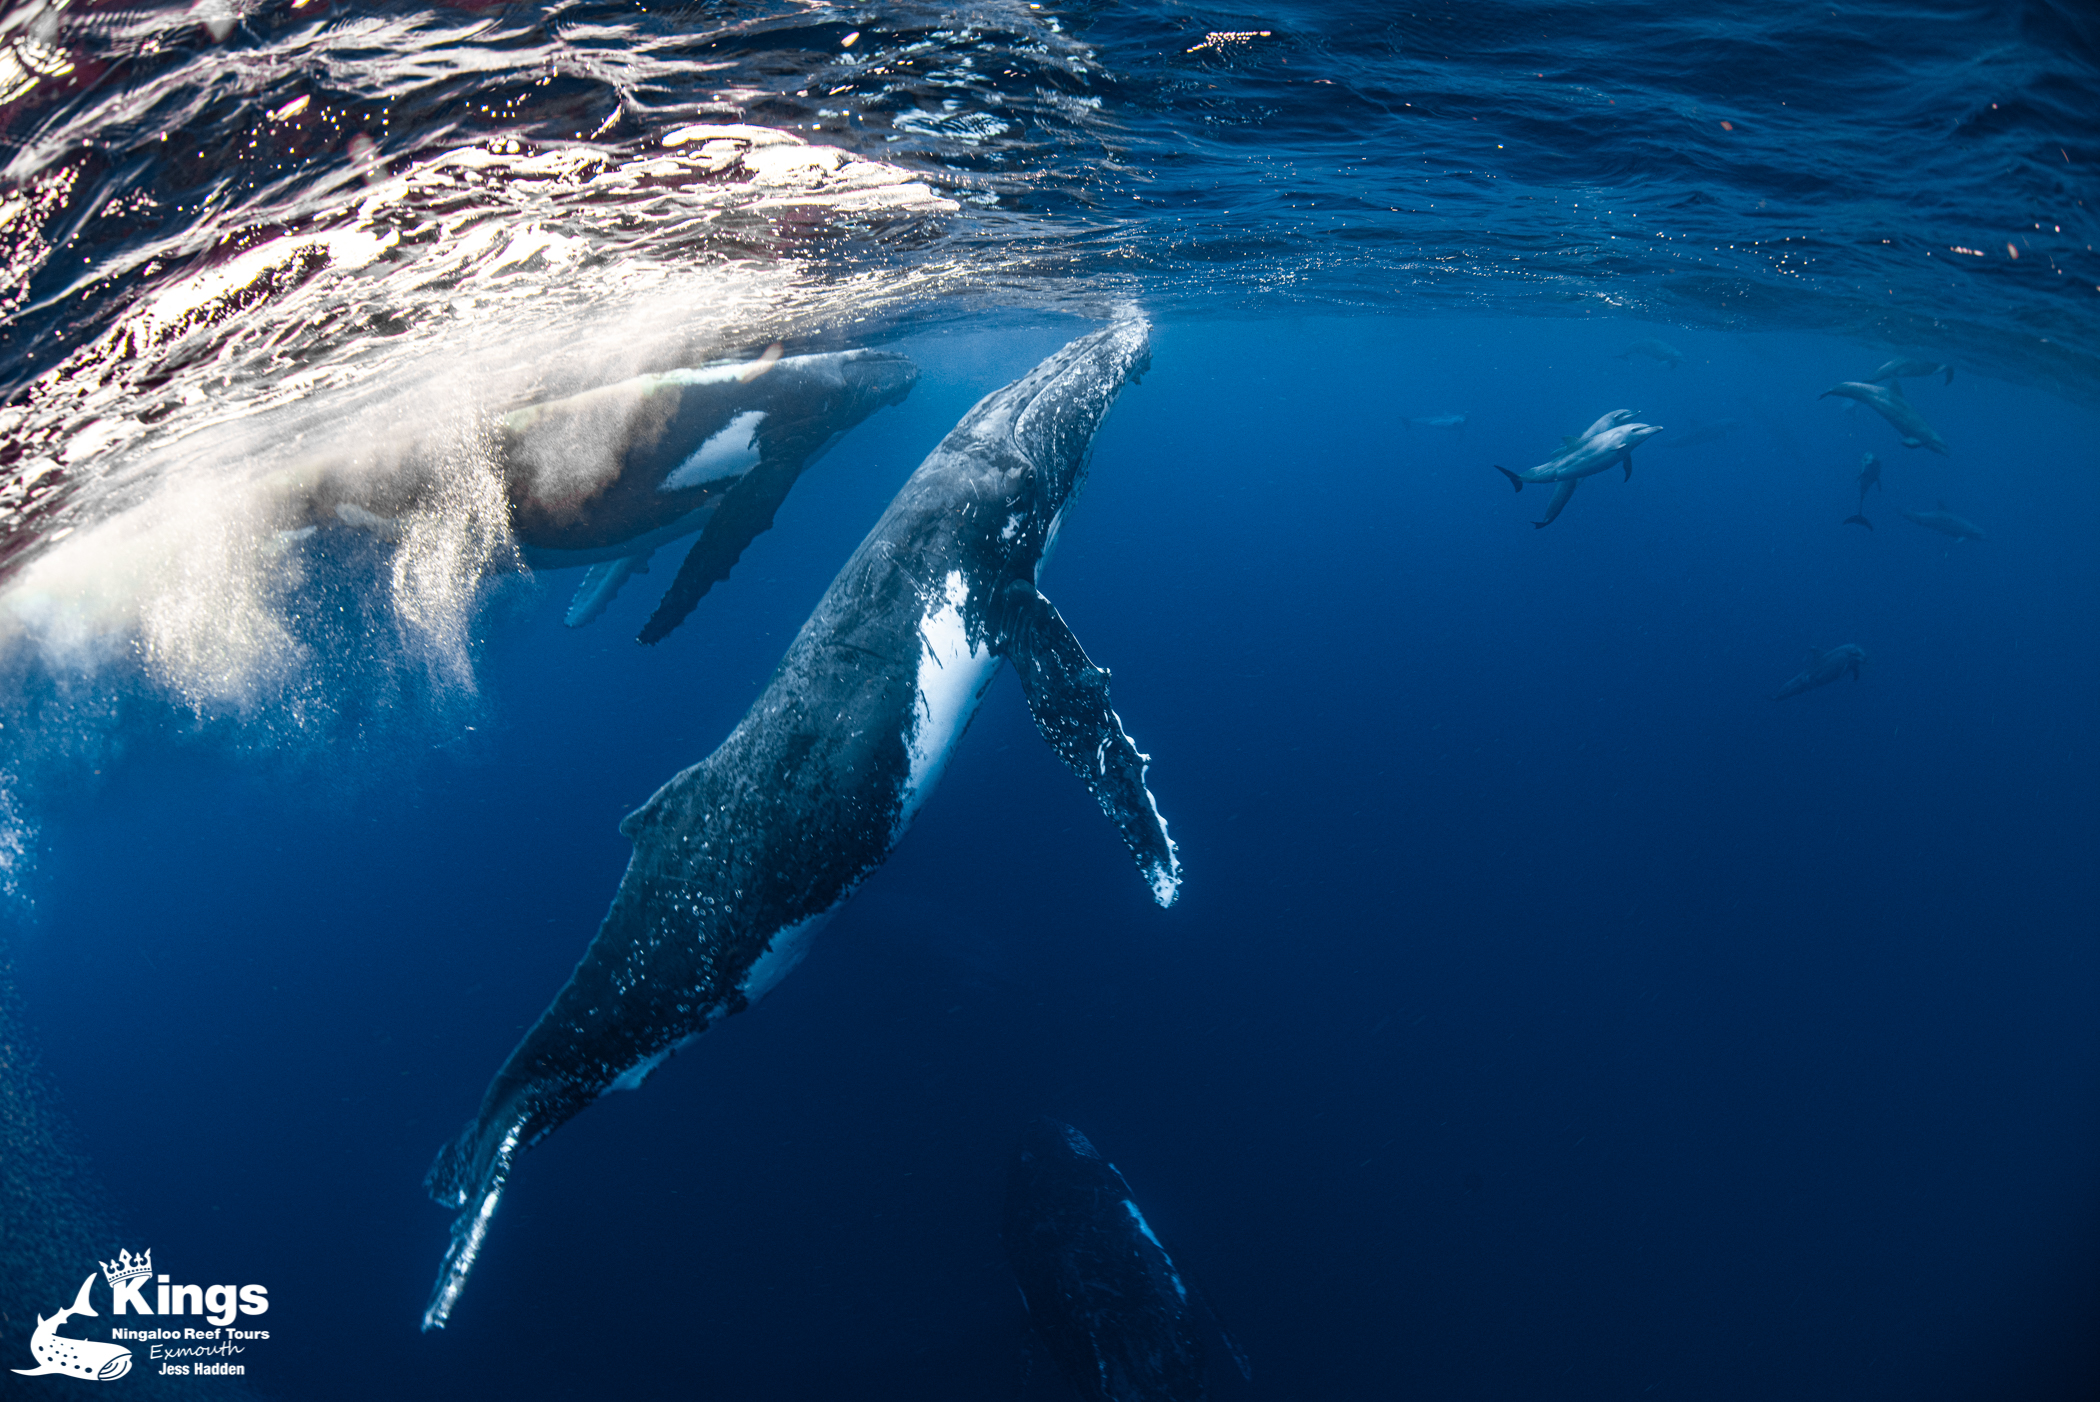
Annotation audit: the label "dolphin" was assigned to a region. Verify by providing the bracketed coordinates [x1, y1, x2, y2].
[1492, 421, 1664, 528]
[1555, 408, 1639, 453]
[1402, 413, 1467, 431]
[12, 1275, 132, 1380]
[1844, 451, 1881, 529]
[1615, 338, 1684, 368]
[1818, 379, 1948, 454]
[420, 321, 1176, 1330]
[1770, 644, 1866, 701]
[1005, 1118, 1247, 1402]
[265, 347, 919, 642]
[1902, 500, 1985, 541]
[1867, 358, 1954, 386]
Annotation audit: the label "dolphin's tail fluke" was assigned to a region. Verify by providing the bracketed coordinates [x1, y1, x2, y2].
[422, 1115, 526, 1331]
[1843, 514, 1873, 530]
[1494, 465, 1522, 493]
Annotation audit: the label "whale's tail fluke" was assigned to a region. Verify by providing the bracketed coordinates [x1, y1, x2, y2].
[1494, 465, 1523, 493]
[1844, 514, 1873, 530]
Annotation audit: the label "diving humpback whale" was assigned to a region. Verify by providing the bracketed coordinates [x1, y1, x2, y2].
[1818, 380, 1948, 454]
[1902, 500, 1985, 541]
[1005, 1118, 1246, 1401]
[266, 347, 919, 642]
[1770, 644, 1866, 701]
[1845, 451, 1882, 528]
[420, 320, 1175, 1330]
[1493, 420, 1664, 528]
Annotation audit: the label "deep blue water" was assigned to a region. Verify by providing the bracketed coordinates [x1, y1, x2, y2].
[3, 3, 2099, 1400]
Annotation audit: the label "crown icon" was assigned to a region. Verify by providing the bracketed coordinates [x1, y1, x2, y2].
[100, 1247, 152, 1287]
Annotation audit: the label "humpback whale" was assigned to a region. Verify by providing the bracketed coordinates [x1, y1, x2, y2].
[1770, 644, 1866, 701]
[1845, 451, 1882, 528]
[1492, 420, 1664, 528]
[1005, 1118, 1244, 1402]
[266, 347, 919, 642]
[420, 321, 1176, 1330]
[1867, 357, 1954, 386]
[1615, 338, 1684, 368]
[1902, 500, 1985, 541]
[12, 1276, 132, 1380]
[1818, 380, 1948, 454]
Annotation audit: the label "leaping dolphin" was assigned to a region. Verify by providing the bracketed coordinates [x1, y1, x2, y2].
[1615, 338, 1684, 368]
[1845, 451, 1882, 529]
[265, 347, 919, 642]
[1492, 421, 1664, 528]
[1902, 500, 1985, 541]
[1770, 644, 1866, 701]
[12, 1275, 132, 1380]
[420, 321, 1176, 1330]
[1818, 380, 1948, 454]
[1867, 357, 1954, 386]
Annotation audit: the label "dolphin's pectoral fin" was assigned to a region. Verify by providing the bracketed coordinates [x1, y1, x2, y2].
[564, 552, 653, 629]
[1494, 465, 1523, 493]
[422, 1113, 526, 1331]
[1622, 452, 1634, 482]
[1843, 515, 1873, 530]
[637, 449, 805, 646]
[998, 581, 1181, 907]
[1533, 478, 1577, 528]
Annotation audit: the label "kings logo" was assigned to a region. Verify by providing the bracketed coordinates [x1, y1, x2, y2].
[12, 1246, 271, 1382]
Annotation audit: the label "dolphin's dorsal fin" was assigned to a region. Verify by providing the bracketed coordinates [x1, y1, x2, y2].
[996, 580, 1180, 908]
[1561, 435, 1581, 451]
[1888, 378, 1909, 402]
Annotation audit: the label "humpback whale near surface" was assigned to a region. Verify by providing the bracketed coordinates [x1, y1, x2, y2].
[266, 347, 919, 642]
[420, 320, 1175, 1329]
[1005, 1117, 1244, 1401]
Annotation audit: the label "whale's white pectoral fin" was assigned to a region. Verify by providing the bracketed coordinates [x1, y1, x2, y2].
[1001, 582, 1181, 907]
[421, 1120, 523, 1331]
[564, 551, 653, 628]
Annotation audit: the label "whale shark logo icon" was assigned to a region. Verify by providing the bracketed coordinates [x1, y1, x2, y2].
[11, 1274, 132, 1381]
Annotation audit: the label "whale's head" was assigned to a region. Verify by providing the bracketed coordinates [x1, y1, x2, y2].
[957, 318, 1152, 522]
[825, 348, 920, 415]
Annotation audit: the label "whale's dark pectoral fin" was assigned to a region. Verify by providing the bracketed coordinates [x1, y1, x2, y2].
[421, 1115, 523, 1331]
[638, 455, 804, 646]
[1533, 478, 1577, 528]
[1494, 465, 1523, 493]
[1844, 514, 1873, 530]
[1001, 582, 1181, 907]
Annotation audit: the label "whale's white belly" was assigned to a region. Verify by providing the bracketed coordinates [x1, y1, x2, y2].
[898, 568, 1001, 833]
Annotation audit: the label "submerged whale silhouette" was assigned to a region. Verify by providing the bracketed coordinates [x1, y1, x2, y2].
[420, 320, 1175, 1329]
[12, 1275, 131, 1381]
[1770, 644, 1866, 701]
[266, 347, 918, 642]
[1005, 1117, 1247, 1401]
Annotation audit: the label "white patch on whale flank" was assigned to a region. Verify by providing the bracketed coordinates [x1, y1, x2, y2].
[660, 410, 766, 491]
[1121, 1198, 1188, 1300]
[900, 569, 999, 830]
[738, 911, 834, 1003]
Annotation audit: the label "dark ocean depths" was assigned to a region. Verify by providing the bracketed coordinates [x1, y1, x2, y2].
[2, 3, 2098, 1401]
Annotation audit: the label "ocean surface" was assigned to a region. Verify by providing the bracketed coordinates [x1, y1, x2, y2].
[2, 2, 2097, 1399]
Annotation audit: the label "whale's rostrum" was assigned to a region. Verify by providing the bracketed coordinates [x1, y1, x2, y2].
[420, 319, 1173, 1329]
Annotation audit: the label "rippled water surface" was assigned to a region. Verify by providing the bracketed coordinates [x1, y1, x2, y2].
[2, 3, 2097, 1400]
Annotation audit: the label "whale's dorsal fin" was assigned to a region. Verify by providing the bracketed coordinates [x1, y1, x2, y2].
[997, 581, 1180, 908]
